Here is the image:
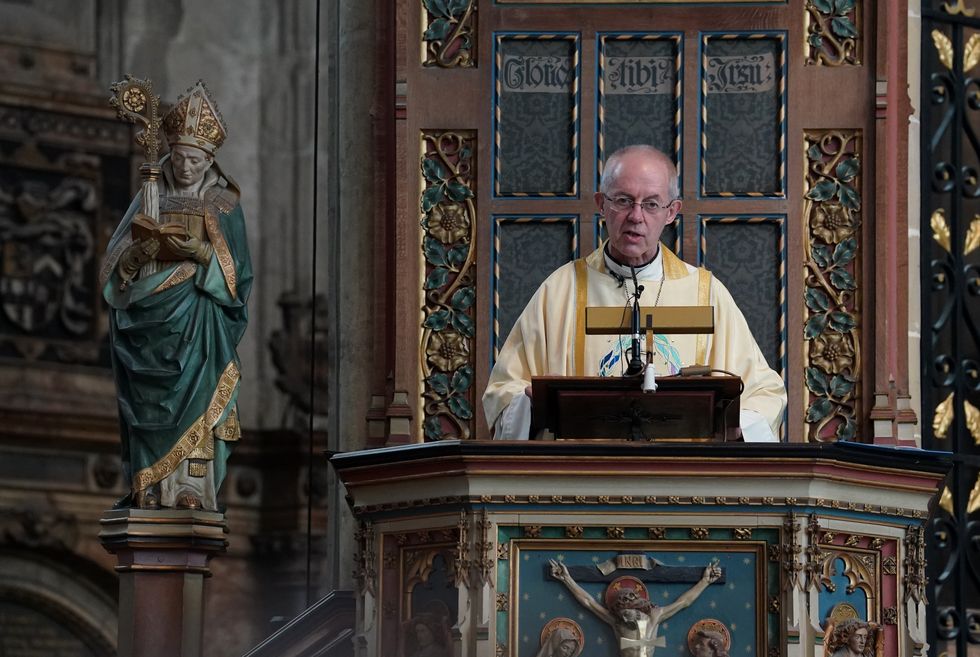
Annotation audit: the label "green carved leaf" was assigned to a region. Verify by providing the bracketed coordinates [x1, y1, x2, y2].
[805, 287, 832, 312]
[829, 310, 857, 332]
[421, 185, 444, 213]
[447, 244, 469, 267]
[460, 147, 472, 161]
[424, 0, 451, 18]
[451, 365, 474, 393]
[831, 16, 858, 39]
[806, 180, 838, 201]
[835, 158, 860, 182]
[451, 286, 476, 310]
[452, 310, 475, 337]
[424, 236, 448, 266]
[423, 158, 447, 183]
[811, 0, 833, 13]
[807, 145, 823, 161]
[832, 238, 858, 266]
[805, 313, 829, 339]
[829, 374, 854, 398]
[426, 373, 451, 396]
[836, 417, 857, 441]
[812, 244, 831, 268]
[448, 395, 473, 420]
[829, 268, 857, 291]
[805, 366, 830, 396]
[447, 181, 473, 202]
[837, 182, 861, 211]
[806, 398, 834, 423]
[424, 18, 452, 42]
[424, 416, 443, 441]
[808, 34, 824, 49]
[447, 0, 470, 17]
[834, 0, 855, 14]
[425, 266, 450, 290]
[423, 309, 451, 331]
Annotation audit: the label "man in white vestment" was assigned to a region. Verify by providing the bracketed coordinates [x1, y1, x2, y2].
[483, 145, 787, 441]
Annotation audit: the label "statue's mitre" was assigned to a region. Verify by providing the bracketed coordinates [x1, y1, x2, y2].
[162, 80, 227, 156]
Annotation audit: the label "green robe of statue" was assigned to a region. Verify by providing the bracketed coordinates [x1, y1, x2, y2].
[101, 161, 252, 508]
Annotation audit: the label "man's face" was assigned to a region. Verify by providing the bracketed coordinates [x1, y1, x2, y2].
[849, 628, 868, 652]
[594, 150, 679, 266]
[171, 144, 213, 188]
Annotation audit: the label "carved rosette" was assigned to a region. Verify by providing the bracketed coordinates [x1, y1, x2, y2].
[803, 130, 862, 441]
[422, 0, 477, 68]
[420, 131, 477, 440]
[805, 0, 861, 66]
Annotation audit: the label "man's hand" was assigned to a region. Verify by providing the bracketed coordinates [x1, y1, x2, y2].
[702, 560, 722, 584]
[118, 238, 160, 285]
[549, 558, 571, 582]
[524, 385, 532, 399]
[166, 235, 213, 265]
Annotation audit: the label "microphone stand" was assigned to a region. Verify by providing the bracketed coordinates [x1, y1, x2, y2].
[625, 265, 644, 376]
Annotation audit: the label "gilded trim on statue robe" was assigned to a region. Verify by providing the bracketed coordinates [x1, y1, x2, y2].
[133, 360, 240, 492]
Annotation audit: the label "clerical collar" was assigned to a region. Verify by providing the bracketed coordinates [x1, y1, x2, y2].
[604, 245, 663, 282]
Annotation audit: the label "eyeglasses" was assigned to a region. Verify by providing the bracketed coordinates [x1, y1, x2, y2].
[603, 194, 675, 215]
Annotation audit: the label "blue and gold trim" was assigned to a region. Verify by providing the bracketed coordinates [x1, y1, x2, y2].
[698, 31, 787, 199]
[697, 214, 788, 436]
[493, 32, 582, 198]
[595, 31, 683, 192]
[490, 214, 580, 365]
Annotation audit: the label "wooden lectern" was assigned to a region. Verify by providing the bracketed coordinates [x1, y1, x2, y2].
[530, 304, 739, 441]
[531, 375, 741, 441]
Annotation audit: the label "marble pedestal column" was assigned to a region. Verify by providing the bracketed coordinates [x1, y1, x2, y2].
[100, 509, 228, 657]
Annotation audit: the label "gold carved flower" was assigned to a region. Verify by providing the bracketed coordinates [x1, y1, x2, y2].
[428, 202, 470, 243]
[426, 330, 469, 371]
[810, 332, 854, 374]
[811, 202, 855, 243]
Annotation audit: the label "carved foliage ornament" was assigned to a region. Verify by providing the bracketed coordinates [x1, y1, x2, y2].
[420, 131, 477, 440]
[803, 130, 862, 441]
[422, 0, 477, 68]
[805, 0, 861, 66]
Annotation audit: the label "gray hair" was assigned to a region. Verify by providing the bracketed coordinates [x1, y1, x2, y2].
[599, 144, 680, 200]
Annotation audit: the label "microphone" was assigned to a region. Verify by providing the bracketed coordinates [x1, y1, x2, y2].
[625, 265, 644, 376]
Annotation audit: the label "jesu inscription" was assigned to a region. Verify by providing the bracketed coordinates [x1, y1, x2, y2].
[704, 54, 775, 93]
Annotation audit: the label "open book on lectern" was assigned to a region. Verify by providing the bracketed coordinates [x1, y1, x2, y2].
[530, 305, 743, 442]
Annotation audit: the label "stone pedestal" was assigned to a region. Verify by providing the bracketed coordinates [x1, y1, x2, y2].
[99, 509, 228, 657]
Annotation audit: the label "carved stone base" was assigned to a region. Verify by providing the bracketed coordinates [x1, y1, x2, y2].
[99, 509, 228, 657]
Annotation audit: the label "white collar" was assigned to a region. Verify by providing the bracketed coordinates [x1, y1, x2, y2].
[603, 247, 664, 282]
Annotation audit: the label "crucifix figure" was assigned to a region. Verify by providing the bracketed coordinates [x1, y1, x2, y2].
[549, 559, 722, 657]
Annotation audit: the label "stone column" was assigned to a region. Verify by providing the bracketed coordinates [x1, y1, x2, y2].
[100, 509, 228, 657]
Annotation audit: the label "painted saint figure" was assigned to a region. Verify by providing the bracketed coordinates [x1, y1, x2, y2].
[549, 559, 722, 657]
[101, 80, 252, 511]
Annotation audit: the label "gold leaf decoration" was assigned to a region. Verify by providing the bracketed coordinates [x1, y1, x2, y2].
[932, 208, 952, 253]
[966, 34, 980, 72]
[966, 215, 980, 255]
[933, 29, 954, 70]
[933, 392, 955, 439]
[968, 399, 980, 444]
[942, 0, 976, 17]
[939, 486, 955, 517]
[969, 477, 980, 515]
